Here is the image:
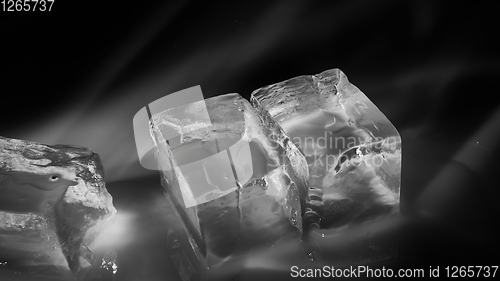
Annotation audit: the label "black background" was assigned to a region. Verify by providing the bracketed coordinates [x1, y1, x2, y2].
[1, 0, 500, 280]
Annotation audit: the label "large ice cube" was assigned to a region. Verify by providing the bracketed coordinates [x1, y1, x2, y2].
[149, 93, 309, 267]
[251, 68, 401, 230]
[0, 136, 117, 280]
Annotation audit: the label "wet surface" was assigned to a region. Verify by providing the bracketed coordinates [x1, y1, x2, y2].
[1, 156, 499, 280]
[100, 179, 184, 281]
[104, 177, 400, 281]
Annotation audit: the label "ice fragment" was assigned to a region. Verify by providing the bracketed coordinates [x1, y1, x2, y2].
[0, 136, 117, 280]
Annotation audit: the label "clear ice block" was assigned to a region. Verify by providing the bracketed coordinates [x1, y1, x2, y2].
[0, 136, 117, 280]
[149, 93, 309, 268]
[251, 69, 401, 263]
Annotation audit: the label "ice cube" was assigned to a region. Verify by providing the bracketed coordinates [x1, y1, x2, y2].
[0, 136, 117, 280]
[149, 93, 309, 267]
[251, 68, 401, 229]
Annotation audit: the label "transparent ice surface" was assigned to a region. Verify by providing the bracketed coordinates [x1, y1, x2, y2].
[150, 93, 309, 267]
[251, 69, 401, 263]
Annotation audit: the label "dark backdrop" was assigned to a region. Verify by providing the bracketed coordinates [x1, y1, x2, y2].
[1, 0, 500, 279]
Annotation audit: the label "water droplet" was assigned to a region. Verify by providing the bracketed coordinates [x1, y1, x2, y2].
[233, 100, 238, 104]
[325, 116, 336, 129]
[307, 252, 314, 262]
[290, 208, 298, 227]
[99, 249, 119, 276]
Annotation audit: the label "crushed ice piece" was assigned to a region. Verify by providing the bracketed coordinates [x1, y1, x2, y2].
[0, 136, 117, 279]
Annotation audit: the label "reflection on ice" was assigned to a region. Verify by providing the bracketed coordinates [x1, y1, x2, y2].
[205, 213, 402, 280]
[150, 93, 309, 268]
[146, 69, 401, 278]
[251, 68, 401, 262]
